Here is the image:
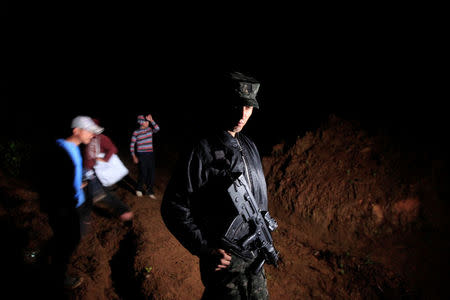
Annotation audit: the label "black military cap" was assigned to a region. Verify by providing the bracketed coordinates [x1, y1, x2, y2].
[229, 71, 260, 109]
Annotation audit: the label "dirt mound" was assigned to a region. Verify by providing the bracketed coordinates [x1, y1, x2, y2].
[263, 115, 450, 298]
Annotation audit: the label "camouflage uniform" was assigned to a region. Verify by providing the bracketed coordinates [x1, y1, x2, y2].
[200, 255, 268, 300]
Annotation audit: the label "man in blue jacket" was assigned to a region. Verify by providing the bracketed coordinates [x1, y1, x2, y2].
[44, 116, 103, 292]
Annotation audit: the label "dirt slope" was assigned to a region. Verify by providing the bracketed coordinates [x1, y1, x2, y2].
[263, 115, 450, 299]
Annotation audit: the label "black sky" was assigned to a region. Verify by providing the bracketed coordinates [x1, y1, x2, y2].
[2, 8, 447, 158]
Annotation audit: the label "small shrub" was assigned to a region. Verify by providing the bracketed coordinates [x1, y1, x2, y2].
[0, 139, 31, 177]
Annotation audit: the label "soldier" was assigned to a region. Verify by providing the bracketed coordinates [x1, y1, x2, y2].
[161, 71, 274, 299]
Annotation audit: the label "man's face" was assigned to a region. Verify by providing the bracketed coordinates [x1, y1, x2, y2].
[75, 128, 95, 145]
[227, 105, 254, 133]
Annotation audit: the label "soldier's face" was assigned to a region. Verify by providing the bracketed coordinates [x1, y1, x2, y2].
[228, 105, 253, 133]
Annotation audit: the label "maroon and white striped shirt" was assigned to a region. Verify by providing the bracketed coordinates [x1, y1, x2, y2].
[130, 121, 160, 154]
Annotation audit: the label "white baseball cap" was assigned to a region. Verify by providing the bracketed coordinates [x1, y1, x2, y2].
[71, 116, 104, 135]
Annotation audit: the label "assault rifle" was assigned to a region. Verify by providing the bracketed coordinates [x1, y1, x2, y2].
[221, 173, 279, 274]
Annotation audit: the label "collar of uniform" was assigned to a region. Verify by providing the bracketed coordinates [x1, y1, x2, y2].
[218, 130, 240, 149]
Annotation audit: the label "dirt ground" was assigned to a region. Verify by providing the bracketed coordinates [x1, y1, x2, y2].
[1, 115, 449, 299]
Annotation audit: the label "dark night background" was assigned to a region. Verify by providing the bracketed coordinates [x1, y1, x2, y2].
[1, 5, 447, 160]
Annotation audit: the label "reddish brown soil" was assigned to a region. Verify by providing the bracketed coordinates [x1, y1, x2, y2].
[1, 115, 449, 299]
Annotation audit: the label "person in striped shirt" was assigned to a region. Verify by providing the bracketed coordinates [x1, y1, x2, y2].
[130, 114, 160, 198]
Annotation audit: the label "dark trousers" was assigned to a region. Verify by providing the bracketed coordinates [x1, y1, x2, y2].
[87, 176, 130, 217]
[200, 255, 269, 300]
[137, 152, 155, 194]
[47, 206, 81, 288]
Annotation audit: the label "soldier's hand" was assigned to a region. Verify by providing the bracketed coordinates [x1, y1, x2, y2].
[213, 248, 232, 271]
